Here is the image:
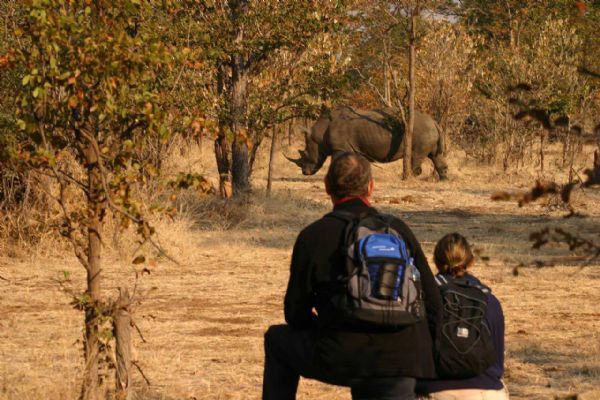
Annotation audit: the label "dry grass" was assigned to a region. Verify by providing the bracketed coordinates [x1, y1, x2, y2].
[0, 140, 599, 400]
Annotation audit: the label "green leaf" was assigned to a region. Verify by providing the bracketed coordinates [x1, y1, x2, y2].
[22, 75, 31, 86]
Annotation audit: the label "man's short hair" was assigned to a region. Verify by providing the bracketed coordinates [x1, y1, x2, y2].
[325, 152, 372, 199]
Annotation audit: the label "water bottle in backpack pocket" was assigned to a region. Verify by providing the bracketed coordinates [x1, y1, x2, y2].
[361, 233, 406, 300]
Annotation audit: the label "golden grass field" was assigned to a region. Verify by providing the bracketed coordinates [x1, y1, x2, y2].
[1, 139, 599, 400]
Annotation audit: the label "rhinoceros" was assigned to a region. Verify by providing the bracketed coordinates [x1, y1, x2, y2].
[286, 106, 448, 180]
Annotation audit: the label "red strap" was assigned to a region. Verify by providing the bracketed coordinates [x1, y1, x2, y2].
[334, 196, 371, 207]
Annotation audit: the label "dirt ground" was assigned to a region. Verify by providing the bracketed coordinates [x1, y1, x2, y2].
[1, 141, 599, 400]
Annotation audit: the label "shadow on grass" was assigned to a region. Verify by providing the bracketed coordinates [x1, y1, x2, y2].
[510, 341, 573, 366]
[173, 188, 600, 267]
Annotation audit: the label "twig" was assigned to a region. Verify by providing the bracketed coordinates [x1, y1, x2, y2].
[148, 237, 180, 265]
[132, 360, 151, 386]
[354, 68, 389, 107]
[132, 320, 147, 344]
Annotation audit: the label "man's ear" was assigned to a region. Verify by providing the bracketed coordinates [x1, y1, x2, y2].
[367, 179, 374, 197]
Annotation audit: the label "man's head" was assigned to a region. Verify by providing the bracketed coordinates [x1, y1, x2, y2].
[325, 152, 373, 202]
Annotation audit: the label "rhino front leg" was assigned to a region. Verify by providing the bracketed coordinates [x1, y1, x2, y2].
[429, 153, 448, 180]
[411, 155, 425, 176]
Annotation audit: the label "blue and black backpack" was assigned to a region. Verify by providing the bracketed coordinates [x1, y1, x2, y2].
[327, 210, 425, 328]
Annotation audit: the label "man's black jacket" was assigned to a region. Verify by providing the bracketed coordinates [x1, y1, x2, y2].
[284, 198, 442, 380]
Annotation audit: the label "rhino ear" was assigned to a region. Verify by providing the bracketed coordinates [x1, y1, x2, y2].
[303, 129, 311, 143]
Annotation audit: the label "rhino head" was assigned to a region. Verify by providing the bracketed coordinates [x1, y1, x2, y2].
[285, 129, 328, 175]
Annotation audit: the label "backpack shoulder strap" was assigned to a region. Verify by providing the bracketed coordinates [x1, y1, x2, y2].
[453, 277, 491, 294]
[434, 274, 451, 287]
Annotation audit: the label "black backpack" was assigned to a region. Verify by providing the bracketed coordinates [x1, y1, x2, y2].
[326, 210, 425, 329]
[435, 274, 496, 378]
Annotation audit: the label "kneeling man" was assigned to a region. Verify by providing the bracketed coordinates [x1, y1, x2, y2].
[262, 152, 443, 400]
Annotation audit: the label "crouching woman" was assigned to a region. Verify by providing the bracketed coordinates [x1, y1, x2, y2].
[416, 233, 509, 400]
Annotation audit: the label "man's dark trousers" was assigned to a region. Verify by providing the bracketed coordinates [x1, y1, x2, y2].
[262, 324, 416, 400]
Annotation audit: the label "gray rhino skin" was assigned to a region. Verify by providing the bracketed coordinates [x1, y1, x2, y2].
[287, 106, 448, 179]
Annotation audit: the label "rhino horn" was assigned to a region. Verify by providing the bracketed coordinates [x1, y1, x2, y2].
[284, 151, 305, 167]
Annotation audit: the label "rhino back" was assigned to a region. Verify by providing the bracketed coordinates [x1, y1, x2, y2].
[326, 108, 439, 162]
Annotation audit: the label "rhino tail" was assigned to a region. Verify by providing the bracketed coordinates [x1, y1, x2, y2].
[433, 120, 446, 156]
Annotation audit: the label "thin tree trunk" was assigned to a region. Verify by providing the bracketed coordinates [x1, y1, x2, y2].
[215, 65, 232, 198]
[539, 128, 545, 174]
[198, 131, 203, 157]
[383, 37, 391, 107]
[568, 127, 579, 184]
[214, 135, 231, 198]
[403, 8, 417, 180]
[503, 133, 513, 172]
[81, 144, 105, 400]
[266, 125, 278, 196]
[115, 288, 132, 400]
[591, 150, 600, 184]
[248, 132, 264, 174]
[230, 0, 250, 196]
[562, 126, 570, 167]
[288, 120, 293, 146]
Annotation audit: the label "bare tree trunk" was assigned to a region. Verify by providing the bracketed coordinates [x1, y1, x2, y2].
[403, 8, 417, 180]
[230, 0, 250, 196]
[539, 128, 545, 174]
[249, 132, 264, 174]
[231, 138, 250, 196]
[288, 120, 293, 146]
[81, 144, 105, 400]
[266, 125, 278, 196]
[591, 150, 600, 184]
[383, 37, 391, 107]
[198, 131, 203, 157]
[215, 65, 232, 198]
[503, 133, 513, 172]
[114, 288, 132, 400]
[562, 126, 570, 167]
[214, 135, 231, 198]
[568, 130, 576, 183]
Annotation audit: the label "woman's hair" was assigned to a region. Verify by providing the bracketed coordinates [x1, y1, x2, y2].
[433, 233, 475, 278]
